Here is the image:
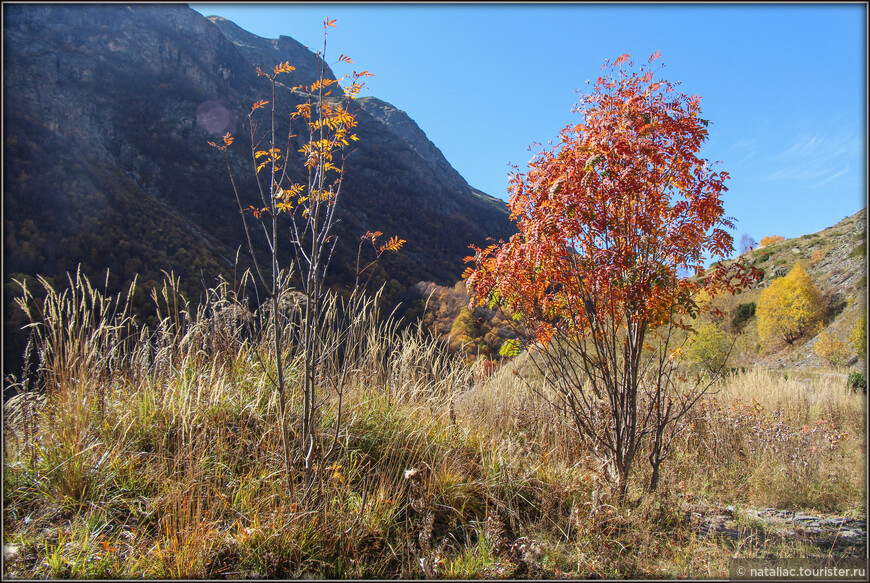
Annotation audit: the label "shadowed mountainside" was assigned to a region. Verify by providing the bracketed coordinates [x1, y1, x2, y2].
[3, 3, 514, 374]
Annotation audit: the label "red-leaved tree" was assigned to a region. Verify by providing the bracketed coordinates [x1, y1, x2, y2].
[465, 52, 756, 502]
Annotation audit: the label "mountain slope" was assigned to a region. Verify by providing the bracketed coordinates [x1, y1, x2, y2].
[206, 15, 343, 99]
[2, 3, 514, 373]
[715, 208, 866, 370]
[403, 208, 867, 371]
[750, 207, 865, 369]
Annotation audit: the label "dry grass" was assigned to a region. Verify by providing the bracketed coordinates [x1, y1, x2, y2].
[3, 272, 865, 579]
[677, 368, 866, 513]
[715, 367, 864, 419]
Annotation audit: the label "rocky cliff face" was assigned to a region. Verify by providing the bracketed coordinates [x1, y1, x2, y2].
[206, 15, 340, 96]
[2, 3, 514, 373]
[356, 97, 466, 194]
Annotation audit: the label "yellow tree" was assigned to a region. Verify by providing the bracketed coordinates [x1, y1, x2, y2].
[686, 320, 732, 375]
[814, 329, 849, 366]
[851, 311, 866, 356]
[759, 235, 785, 246]
[757, 263, 825, 346]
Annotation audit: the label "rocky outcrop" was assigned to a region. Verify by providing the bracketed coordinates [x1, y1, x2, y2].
[356, 97, 467, 194]
[686, 502, 866, 558]
[206, 15, 340, 95]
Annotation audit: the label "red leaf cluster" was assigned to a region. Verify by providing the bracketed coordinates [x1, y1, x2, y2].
[466, 53, 755, 344]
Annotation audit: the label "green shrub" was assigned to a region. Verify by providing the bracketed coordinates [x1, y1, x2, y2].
[687, 320, 732, 375]
[849, 244, 866, 258]
[731, 302, 756, 330]
[847, 372, 866, 394]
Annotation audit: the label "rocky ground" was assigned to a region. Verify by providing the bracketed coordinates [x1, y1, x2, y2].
[686, 502, 867, 559]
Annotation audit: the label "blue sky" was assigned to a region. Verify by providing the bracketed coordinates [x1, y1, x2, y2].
[191, 2, 867, 251]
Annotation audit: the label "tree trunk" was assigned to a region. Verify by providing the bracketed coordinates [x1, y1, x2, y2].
[648, 459, 661, 493]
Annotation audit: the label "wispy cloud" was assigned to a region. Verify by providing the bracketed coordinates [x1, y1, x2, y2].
[810, 165, 850, 188]
[762, 128, 862, 187]
[779, 133, 825, 158]
[729, 138, 760, 165]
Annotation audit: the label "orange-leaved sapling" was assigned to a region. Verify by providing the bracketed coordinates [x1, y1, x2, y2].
[210, 19, 402, 497]
[465, 52, 757, 502]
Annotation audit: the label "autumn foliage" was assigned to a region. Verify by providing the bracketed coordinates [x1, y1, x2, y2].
[814, 329, 850, 367]
[465, 52, 755, 500]
[759, 235, 785, 247]
[209, 20, 400, 491]
[686, 320, 732, 375]
[466, 52, 751, 345]
[850, 312, 866, 356]
[757, 262, 825, 346]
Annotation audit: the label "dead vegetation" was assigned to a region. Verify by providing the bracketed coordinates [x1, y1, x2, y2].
[3, 270, 865, 578]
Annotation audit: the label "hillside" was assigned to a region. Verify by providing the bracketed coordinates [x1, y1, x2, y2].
[2, 4, 514, 374]
[716, 207, 866, 370]
[405, 208, 867, 372]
